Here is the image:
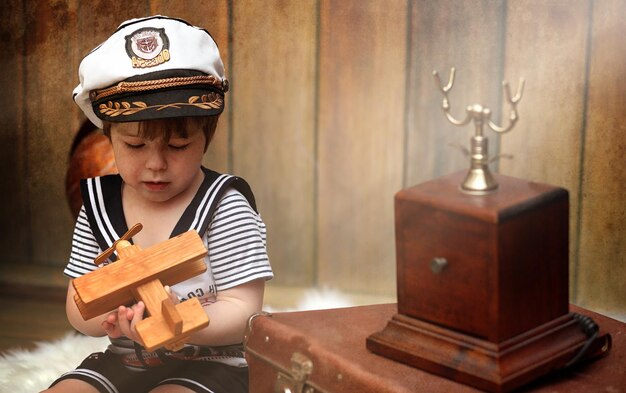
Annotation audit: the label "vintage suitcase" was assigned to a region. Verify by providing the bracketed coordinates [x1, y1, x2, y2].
[244, 303, 619, 393]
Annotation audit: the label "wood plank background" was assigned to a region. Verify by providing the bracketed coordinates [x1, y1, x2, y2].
[0, 0, 623, 320]
[317, 0, 407, 293]
[500, 0, 591, 297]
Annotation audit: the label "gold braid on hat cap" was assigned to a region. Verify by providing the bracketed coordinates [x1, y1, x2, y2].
[91, 75, 225, 102]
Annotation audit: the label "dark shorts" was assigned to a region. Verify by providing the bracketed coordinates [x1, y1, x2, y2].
[49, 350, 248, 393]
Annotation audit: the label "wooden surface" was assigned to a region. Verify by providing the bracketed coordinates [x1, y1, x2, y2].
[247, 303, 624, 393]
[576, 0, 626, 317]
[395, 172, 569, 341]
[367, 312, 601, 393]
[231, 0, 318, 287]
[317, 0, 407, 294]
[0, 1, 29, 265]
[23, 1, 77, 265]
[133, 279, 208, 352]
[72, 231, 207, 320]
[406, 0, 504, 185]
[0, 297, 72, 352]
[499, 0, 591, 297]
[0, 1, 624, 320]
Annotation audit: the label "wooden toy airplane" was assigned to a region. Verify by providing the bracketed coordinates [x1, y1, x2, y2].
[72, 223, 210, 352]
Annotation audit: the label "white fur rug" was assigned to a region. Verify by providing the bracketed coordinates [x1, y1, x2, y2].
[0, 333, 109, 392]
[0, 288, 353, 393]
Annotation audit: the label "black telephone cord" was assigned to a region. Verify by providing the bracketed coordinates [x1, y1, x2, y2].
[564, 312, 599, 368]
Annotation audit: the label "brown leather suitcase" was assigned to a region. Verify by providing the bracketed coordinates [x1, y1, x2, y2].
[244, 303, 620, 393]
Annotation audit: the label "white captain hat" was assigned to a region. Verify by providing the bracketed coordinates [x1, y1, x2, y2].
[73, 15, 228, 128]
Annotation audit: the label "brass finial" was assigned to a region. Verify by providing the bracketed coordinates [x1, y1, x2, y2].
[433, 67, 525, 194]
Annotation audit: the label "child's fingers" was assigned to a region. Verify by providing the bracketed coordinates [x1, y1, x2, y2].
[130, 301, 145, 326]
[128, 301, 146, 345]
[116, 305, 132, 334]
[125, 305, 135, 321]
[101, 321, 112, 332]
[102, 319, 122, 338]
[114, 302, 146, 345]
[106, 311, 118, 324]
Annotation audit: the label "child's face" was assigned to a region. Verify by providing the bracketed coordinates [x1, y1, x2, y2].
[109, 120, 206, 204]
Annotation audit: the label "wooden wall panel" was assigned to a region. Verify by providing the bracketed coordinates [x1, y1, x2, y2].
[577, 0, 626, 318]
[231, 1, 318, 286]
[318, 0, 407, 295]
[406, 0, 504, 186]
[53, 2, 150, 264]
[74, 2, 150, 128]
[23, 1, 79, 264]
[499, 0, 590, 295]
[0, 0, 29, 263]
[76, 1, 149, 56]
[150, 0, 230, 173]
[0, 0, 624, 320]
[500, 0, 589, 185]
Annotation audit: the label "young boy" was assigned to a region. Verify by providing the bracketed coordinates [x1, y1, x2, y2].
[44, 15, 273, 393]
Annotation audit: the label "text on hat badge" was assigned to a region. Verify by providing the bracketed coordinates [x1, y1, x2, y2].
[125, 27, 170, 69]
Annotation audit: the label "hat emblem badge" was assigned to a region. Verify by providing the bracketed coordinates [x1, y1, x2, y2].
[136, 36, 158, 54]
[125, 27, 170, 68]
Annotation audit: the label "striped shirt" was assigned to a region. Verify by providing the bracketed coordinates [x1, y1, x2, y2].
[64, 169, 273, 367]
[65, 188, 273, 292]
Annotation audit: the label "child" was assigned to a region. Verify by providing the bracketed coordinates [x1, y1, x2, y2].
[44, 15, 273, 393]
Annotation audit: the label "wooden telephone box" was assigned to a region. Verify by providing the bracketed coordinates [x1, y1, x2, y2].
[367, 171, 609, 392]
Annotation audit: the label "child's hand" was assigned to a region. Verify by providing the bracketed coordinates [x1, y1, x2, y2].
[116, 301, 146, 345]
[101, 302, 146, 345]
[101, 310, 122, 338]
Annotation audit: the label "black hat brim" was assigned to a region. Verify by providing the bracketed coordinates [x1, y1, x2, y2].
[91, 69, 225, 123]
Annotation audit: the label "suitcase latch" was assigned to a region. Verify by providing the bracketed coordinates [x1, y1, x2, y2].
[275, 352, 314, 393]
